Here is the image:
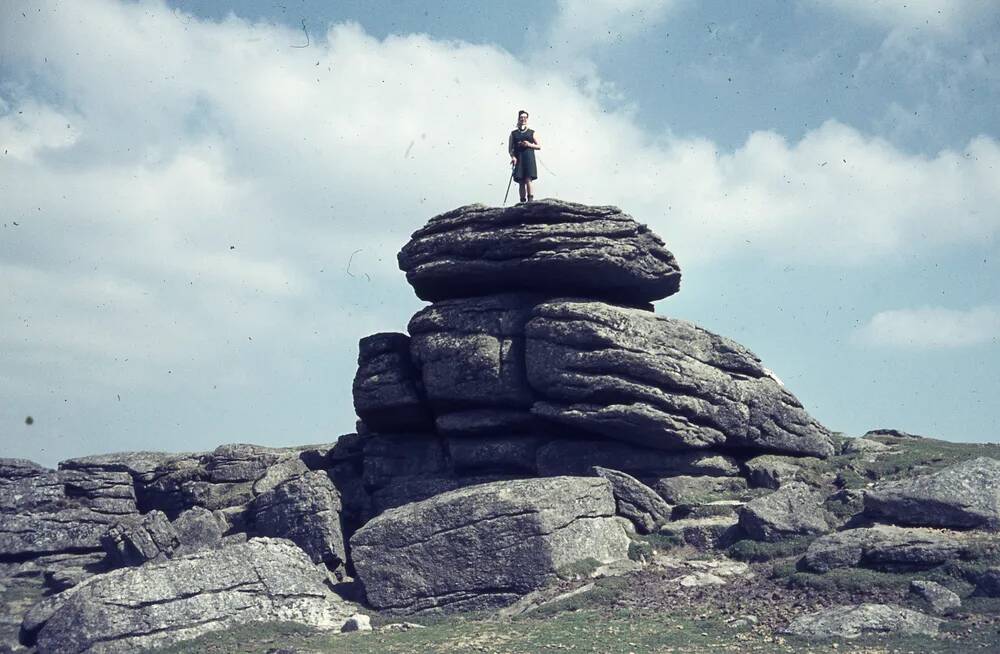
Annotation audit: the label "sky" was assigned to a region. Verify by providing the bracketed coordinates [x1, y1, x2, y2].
[1, 0, 998, 467]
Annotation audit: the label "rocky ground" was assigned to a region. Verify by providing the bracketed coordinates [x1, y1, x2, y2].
[3, 201, 999, 653]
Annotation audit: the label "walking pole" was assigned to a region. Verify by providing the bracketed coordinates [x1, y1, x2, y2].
[502, 164, 515, 206]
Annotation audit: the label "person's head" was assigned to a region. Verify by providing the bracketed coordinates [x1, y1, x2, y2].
[517, 110, 529, 127]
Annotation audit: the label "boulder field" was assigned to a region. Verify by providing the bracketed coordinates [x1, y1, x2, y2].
[2, 201, 997, 651]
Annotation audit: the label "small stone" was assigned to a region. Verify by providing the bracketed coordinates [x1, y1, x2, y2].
[910, 580, 961, 614]
[341, 613, 372, 633]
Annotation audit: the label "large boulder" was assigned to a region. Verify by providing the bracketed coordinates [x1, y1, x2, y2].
[525, 300, 834, 457]
[352, 332, 432, 432]
[397, 200, 681, 305]
[101, 510, 179, 567]
[251, 471, 346, 572]
[350, 476, 630, 614]
[802, 526, 973, 573]
[864, 457, 1000, 529]
[653, 476, 748, 506]
[407, 293, 539, 430]
[29, 538, 356, 654]
[783, 604, 942, 640]
[738, 482, 831, 542]
[591, 467, 673, 534]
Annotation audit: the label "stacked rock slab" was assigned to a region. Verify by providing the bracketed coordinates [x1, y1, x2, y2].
[350, 200, 834, 519]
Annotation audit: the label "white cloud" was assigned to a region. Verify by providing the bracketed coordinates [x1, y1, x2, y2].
[546, 0, 680, 54]
[808, 0, 995, 34]
[1, 0, 998, 461]
[856, 305, 1000, 348]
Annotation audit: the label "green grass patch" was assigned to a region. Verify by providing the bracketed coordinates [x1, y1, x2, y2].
[786, 567, 918, 593]
[631, 530, 685, 551]
[727, 536, 815, 563]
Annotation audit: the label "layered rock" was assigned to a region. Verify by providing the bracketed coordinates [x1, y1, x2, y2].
[28, 538, 357, 654]
[397, 200, 681, 305]
[350, 476, 630, 613]
[353, 332, 432, 432]
[864, 457, 1000, 529]
[526, 300, 834, 457]
[407, 293, 540, 434]
[801, 526, 976, 573]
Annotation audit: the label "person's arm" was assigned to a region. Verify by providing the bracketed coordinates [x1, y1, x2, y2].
[519, 134, 541, 150]
[508, 132, 517, 165]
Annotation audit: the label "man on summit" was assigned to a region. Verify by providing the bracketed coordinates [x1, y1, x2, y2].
[508, 110, 540, 203]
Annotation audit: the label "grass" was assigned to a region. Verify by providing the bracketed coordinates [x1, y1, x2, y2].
[726, 537, 815, 563]
[144, 606, 1000, 654]
[818, 435, 1000, 489]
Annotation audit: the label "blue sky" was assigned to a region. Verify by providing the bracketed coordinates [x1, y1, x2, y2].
[1, 0, 998, 466]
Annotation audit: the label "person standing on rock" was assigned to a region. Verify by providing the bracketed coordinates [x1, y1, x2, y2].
[508, 110, 540, 203]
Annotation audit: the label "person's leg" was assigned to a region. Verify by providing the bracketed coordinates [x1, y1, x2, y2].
[518, 181, 527, 202]
[525, 179, 533, 201]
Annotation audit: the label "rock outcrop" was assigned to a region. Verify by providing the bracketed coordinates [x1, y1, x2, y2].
[864, 457, 1000, 529]
[28, 538, 356, 654]
[801, 526, 975, 573]
[738, 482, 831, 542]
[397, 200, 681, 305]
[783, 604, 942, 640]
[350, 476, 630, 614]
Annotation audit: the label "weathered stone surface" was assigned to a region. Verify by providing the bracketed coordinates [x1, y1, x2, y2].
[0, 469, 68, 514]
[739, 482, 831, 542]
[101, 510, 179, 566]
[252, 456, 311, 496]
[351, 477, 630, 614]
[864, 457, 1000, 529]
[449, 436, 542, 474]
[31, 538, 356, 654]
[172, 507, 225, 555]
[783, 604, 942, 640]
[408, 294, 539, 423]
[743, 455, 805, 489]
[592, 467, 673, 534]
[353, 332, 432, 432]
[0, 458, 46, 480]
[525, 300, 834, 457]
[181, 480, 254, 511]
[0, 509, 113, 558]
[60, 468, 138, 516]
[910, 580, 961, 614]
[132, 455, 207, 517]
[368, 474, 515, 517]
[536, 441, 740, 479]
[397, 200, 681, 304]
[653, 476, 748, 506]
[206, 443, 283, 483]
[802, 526, 971, 573]
[252, 471, 346, 571]
[362, 433, 448, 490]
